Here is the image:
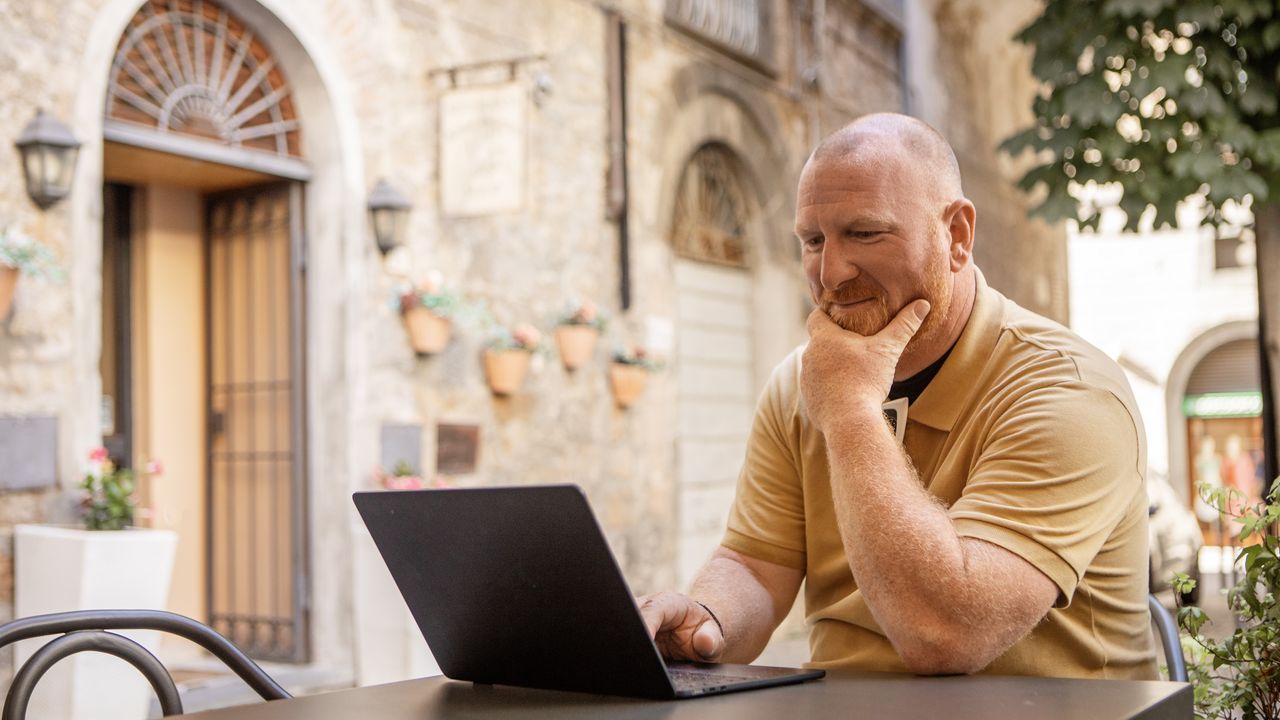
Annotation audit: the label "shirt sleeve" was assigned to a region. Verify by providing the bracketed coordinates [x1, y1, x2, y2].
[948, 381, 1143, 607]
[721, 353, 808, 570]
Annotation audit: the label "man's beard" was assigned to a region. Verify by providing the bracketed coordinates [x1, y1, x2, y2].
[818, 252, 951, 339]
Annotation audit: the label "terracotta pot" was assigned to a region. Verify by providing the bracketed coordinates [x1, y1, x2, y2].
[554, 325, 598, 371]
[608, 363, 649, 408]
[403, 307, 452, 355]
[0, 265, 17, 320]
[484, 348, 531, 395]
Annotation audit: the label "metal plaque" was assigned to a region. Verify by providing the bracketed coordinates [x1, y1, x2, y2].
[436, 423, 480, 475]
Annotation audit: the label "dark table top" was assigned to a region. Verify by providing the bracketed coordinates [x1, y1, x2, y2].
[179, 670, 1192, 720]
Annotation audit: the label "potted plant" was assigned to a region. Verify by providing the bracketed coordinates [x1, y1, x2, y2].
[14, 448, 177, 720]
[483, 323, 542, 395]
[608, 345, 664, 409]
[0, 224, 63, 320]
[1174, 481, 1279, 720]
[398, 271, 461, 355]
[553, 299, 607, 371]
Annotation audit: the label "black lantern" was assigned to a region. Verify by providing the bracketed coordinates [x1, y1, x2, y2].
[367, 179, 412, 256]
[14, 110, 81, 210]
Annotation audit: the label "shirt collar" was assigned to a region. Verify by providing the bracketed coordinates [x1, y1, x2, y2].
[906, 268, 1003, 432]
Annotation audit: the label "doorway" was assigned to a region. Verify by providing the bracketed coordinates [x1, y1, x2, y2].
[101, 143, 309, 662]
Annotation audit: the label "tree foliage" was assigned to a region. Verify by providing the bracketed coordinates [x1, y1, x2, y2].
[1002, 0, 1280, 231]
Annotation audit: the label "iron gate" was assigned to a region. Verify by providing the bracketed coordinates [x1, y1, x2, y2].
[205, 182, 309, 662]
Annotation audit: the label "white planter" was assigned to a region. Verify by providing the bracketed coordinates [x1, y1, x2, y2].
[14, 524, 178, 720]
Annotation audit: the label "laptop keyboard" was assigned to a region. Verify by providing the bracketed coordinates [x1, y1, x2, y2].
[668, 668, 759, 692]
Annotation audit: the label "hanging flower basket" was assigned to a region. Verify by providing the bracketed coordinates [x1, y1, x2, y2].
[484, 348, 532, 396]
[608, 363, 649, 408]
[403, 306, 452, 355]
[0, 265, 16, 320]
[555, 325, 598, 371]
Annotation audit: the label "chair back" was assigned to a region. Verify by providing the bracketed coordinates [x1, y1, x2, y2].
[0, 609, 291, 719]
[1148, 594, 1188, 682]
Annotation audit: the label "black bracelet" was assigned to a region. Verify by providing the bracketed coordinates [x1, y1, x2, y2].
[695, 600, 725, 638]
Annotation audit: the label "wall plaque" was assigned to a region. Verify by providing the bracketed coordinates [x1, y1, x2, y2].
[0, 416, 58, 491]
[436, 423, 480, 475]
[440, 83, 526, 216]
[380, 423, 422, 476]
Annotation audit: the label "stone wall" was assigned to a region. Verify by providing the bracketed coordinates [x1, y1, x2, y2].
[0, 0, 1066, 683]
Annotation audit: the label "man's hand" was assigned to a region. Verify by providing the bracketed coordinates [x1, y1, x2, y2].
[801, 300, 930, 433]
[636, 591, 724, 662]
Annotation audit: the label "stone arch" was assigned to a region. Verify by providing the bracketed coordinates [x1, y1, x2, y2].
[1165, 320, 1258, 504]
[72, 0, 366, 671]
[656, 64, 796, 268]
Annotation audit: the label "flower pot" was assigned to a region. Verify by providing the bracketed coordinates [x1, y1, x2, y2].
[14, 524, 178, 720]
[554, 325, 598, 371]
[608, 363, 649, 408]
[0, 264, 17, 319]
[484, 348, 531, 395]
[403, 307, 452, 355]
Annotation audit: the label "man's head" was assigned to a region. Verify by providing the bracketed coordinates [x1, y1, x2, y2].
[794, 114, 977, 366]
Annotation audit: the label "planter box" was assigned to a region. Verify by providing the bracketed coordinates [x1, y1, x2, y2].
[14, 524, 178, 720]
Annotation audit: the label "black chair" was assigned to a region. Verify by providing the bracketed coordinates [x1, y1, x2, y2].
[0, 609, 291, 719]
[1148, 594, 1188, 682]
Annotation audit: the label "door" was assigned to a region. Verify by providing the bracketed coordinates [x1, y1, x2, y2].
[206, 183, 309, 661]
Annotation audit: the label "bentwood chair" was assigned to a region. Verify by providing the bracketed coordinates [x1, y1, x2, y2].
[1148, 594, 1189, 682]
[0, 609, 291, 719]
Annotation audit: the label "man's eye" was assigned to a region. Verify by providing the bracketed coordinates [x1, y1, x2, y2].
[850, 230, 883, 242]
[801, 236, 824, 249]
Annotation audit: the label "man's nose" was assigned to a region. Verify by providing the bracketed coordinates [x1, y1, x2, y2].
[819, 240, 860, 291]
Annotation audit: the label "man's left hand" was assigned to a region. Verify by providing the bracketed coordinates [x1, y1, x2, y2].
[801, 300, 930, 433]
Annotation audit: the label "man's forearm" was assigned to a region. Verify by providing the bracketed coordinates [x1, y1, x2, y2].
[688, 550, 795, 664]
[824, 403, 985, 663]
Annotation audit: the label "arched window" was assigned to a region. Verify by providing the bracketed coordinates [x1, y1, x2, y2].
[670, 144, 751, 268]
[106, 0, 301, 158]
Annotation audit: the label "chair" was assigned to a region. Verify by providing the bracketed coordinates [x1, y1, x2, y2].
[1148, 594, 1188, 682]
[0, 609, 291, 719]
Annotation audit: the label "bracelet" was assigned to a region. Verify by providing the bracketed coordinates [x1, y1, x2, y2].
[695, 600, 725, 638]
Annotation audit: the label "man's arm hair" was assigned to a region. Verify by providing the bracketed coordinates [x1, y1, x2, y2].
[689, 547, 803, 664]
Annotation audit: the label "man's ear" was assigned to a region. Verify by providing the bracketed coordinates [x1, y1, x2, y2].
[945, 199, 976, 272]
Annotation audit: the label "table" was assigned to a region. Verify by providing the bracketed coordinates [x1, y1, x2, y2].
[178, 671, 1191, 719]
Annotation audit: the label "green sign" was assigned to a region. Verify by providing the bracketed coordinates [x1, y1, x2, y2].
[1182, 392, 1263, 418]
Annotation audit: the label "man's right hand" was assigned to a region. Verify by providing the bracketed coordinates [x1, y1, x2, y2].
[636, 591, 724, 662]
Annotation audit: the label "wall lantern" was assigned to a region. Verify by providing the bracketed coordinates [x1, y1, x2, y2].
[14, 109, 82, 210]
[367, 179, 412, 256]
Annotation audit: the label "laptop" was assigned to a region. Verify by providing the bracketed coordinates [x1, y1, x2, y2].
[353, 484, 825, 699]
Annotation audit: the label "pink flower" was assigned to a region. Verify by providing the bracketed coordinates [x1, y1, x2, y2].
[144, 459, 164, 477]
[417, 270, 443, 295]
[512, 323, 541, 349]
[88, 447, 109, 463]
[574, 302, 597, 324]
[385, 475, 425, 491]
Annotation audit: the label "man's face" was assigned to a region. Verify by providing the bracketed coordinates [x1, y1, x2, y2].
[794, 151, 955, 342]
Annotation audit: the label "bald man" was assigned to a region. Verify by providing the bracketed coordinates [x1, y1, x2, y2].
[639, 114, 1157, 679]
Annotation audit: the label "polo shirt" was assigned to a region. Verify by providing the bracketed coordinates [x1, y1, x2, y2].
[722, 271, 1157, 679]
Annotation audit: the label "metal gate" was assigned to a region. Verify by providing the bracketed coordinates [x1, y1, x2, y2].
[205, 183, 309, 662]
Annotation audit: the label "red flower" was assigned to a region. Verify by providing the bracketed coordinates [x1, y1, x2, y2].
[88, 447, 109, 463]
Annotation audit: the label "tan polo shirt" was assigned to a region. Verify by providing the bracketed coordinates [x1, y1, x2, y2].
[722, 272, 1157, 679]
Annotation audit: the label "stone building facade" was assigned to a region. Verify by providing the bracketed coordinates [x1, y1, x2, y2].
[0, 0, 1064, 693]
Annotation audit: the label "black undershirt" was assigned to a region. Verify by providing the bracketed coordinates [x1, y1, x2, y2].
[887, 345, 954, 406]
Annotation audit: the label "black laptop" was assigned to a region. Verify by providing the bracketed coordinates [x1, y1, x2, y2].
[353, 484, 825, 699]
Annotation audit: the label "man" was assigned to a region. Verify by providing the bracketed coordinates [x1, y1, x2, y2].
[639, 113, 1156, 678]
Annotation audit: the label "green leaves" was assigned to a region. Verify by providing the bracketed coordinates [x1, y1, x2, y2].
[1003, 0, 1280, 233]
[81, 465, 136, 531]
[1175, 482, 1280, 720]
